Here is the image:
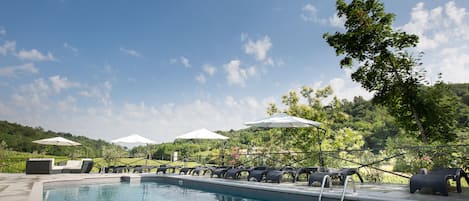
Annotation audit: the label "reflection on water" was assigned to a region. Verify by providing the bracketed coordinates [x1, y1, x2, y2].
[44, 182, 265, 201]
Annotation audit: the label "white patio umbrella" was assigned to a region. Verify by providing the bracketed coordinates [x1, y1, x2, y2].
[111, 134, 156, 144]
[174, 128, 229, 140]
[33, 137, 81, 159]
[174, 128, 229, 165]
[111, 134, 157, 166]
[33, 137, 81, 146]
[244, 113, 326, 167]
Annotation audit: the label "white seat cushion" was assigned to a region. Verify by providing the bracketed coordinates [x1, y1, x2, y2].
[63, 160, 83, 169]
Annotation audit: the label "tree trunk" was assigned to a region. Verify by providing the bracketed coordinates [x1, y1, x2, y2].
[410, 105, 428, 144]
[388, 56, 428, 144]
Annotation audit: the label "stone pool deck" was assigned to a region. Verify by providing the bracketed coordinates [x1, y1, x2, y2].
[0, 173, 467, 201]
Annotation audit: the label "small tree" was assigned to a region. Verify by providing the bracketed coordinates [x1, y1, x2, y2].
[324, 0, 457, 144]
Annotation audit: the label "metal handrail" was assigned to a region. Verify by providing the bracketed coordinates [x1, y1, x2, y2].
[318, 175, 332, 201]
[340, 175, 356, 201]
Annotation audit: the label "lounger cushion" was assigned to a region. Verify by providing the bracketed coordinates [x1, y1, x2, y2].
[410, 168, 469, 196]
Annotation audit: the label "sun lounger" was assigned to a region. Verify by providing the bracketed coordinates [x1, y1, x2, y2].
[26, 158, 63, 174]
[62, 158, 94, 173]
[247, 167, 271, 182]
[410, 168, 469, 196]
[179, 167, 195, 175]
[156, 165, 177, 174]
[210, 166, 230, 178]
[308, 168, 363, 187]
[26, 158, 93, 174]
[191, 166, 212, 176]
[224, 166, 250, 180]
[265, 167, 297, 183]
[131, 165, 154, 173]
[295, 167, 319, 182]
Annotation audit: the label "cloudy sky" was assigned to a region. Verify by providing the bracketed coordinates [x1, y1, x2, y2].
[0, 1, 468, 143]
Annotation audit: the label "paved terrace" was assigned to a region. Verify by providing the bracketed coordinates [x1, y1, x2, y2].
[0, 173, 467, 201]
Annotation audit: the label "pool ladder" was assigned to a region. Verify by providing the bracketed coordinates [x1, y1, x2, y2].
[318, 175, 356, 201]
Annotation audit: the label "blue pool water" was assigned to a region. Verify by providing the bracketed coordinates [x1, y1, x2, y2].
[43, 182, 266, 201]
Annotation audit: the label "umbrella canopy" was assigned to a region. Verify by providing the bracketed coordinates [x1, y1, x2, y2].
[174, 128, 229, 140]
[32, 137, 81, 146]
[244, 113, 325, 167]
[111, 134, 156, 144]
[244, 113, 321, 128]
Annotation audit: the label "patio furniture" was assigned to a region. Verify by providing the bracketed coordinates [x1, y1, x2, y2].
[224, 166, 250, 180]
[62, 158, 94, 173]
[25, 158, 63, 174]
[132, 165, 154, 173]
[179, 167, 195, 175]
[308, 168, 363, 187]
[26, 158, 93, 174]
[410, 168, 469, 196]
[265, 167, 297, 183]
[247, 166, 271, 182]
[295, 167, 319, 182]
[210, 166, 230, 178]
[191, 166, 212, 176]
[156, 165, 177, 174]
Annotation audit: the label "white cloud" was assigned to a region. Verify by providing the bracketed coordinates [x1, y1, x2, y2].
[195, 73, 206, 84]
[0, 41, 15, 56]
[203, 64, 217, 76]
[312, 69, 373, 104]
[0, 27, 5, 36]
[428, 47, 469, 83]
[8, 96, 271, 142]
[17, 49, 55, 61]
[64, 43, 78, 53]
[180, 56, 191, 68]
[400, 1, 469, 83]
[301, 4, 345, 28]
[328, 13, 346, 28]
[244, 35, 272, 61]
[446, 1, 466, 25]
[13, 78, 53, 111]
[49, 75, 80, 93]
[301, 4, 325, 23]
[0, 63, 38, 77]
[79, 81, 112, 106]
[224, 60, 256, 87]
[120, 47, 141, 57]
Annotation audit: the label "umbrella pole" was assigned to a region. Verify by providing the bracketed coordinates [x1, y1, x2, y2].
[221, 141, 227, 166]
[317, 128, 326, 168]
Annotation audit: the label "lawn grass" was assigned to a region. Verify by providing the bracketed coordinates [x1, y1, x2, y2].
[0, 150, 202, 173]
[1, 150, 467, 188]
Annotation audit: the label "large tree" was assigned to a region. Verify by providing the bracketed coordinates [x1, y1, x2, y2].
[323, 0, 457, 144]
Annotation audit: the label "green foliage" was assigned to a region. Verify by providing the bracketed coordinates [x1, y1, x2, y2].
[0, 120, 112, 157]
[265, 85, 366, 167]
[0, 140, 9, 172]
[102, 145, 128, 166]
[324, 0, 458, 144]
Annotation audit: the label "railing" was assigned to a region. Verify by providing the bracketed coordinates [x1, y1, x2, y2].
[340, 175, 356, 201]
[318, 175, 331, 201]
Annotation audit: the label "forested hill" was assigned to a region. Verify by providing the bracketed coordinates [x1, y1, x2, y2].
[0, 121, 111, 157]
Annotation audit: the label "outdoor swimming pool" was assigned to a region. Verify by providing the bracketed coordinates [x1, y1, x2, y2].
[43, 181, 268, 201]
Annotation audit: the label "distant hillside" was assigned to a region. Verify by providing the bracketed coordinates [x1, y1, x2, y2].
[0, 121, 111, 157]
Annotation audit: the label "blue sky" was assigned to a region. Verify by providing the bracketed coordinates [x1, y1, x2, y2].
[1, 0, 468, 143]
